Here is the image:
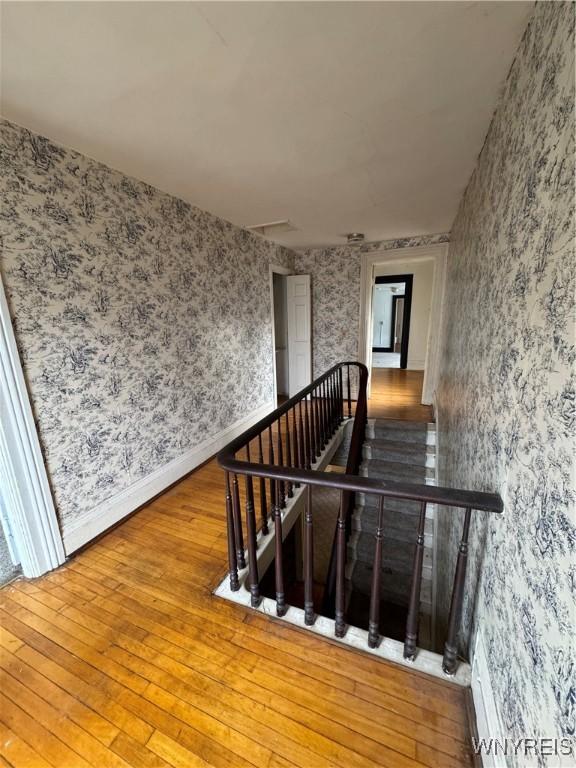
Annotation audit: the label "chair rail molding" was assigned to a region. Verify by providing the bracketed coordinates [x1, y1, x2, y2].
[358, 243, 448, 403]
[0, 274, 66, 577]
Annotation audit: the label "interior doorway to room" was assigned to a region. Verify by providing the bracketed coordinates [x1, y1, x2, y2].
[270, 268, 312, 404]
[371, 274, 413, 369]
[272, 272, 289, 403]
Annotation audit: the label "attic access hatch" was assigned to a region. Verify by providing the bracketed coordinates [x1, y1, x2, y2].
[246, 220, 298, 237]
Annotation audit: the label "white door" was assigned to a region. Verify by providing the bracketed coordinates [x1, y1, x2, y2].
[286, 275, 312, 397]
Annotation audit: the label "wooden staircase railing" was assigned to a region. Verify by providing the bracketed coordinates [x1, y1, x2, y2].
[217, 362, 503, 676]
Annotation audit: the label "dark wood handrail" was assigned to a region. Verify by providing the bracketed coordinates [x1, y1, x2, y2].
[217, 361, 503, 675]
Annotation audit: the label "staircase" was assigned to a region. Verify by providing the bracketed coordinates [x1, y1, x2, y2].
[347, 418, 436, 646]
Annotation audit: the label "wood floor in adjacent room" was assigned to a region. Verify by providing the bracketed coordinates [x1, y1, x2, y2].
[368, 368, 433, 422]
[0, 372, 466, 768]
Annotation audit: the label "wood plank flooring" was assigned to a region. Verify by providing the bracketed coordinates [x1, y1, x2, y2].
[0, 416, 469, 768]
[368, 369, 433, 422]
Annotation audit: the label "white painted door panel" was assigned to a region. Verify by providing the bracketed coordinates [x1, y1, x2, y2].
[286, 275, 311, 397]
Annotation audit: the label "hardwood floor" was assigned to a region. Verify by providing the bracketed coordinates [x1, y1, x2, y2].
[368, 368, 433, 422]
[0, 453, 471, 767]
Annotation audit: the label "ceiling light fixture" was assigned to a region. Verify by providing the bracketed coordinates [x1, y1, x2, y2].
[346, 233, 365, 245]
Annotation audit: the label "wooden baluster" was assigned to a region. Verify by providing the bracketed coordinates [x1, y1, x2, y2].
[244, 446, 260, 607]
[268, 425, 275, 517]
[338, 367, 344, 422]
[404, 501, 427, 659]
[309, 389, 317, 460]
[334, 490, 348, 638]
[271, 475, 286, 616]
[304, 395, 312, 469]
[285, 412, 293, 498]
[225, 472, 239, 591]
[314, 386, 322, 457]
[277, 417, 286, 508]
[322, 379, 329, 445]
[304, 485, 315, 625]
[298, 400, 307, 470]
[231, 473, 246, 569]
[245, 441, 257, 548]
[442, 508, 472, 675]
[347, 364, 352, 418]
[257, 433, 269, 535]
[318, 382, 326, 450]
[329, 374, 336, 433]
[292, 406, 300, 487]
[368, 496, 385, 648]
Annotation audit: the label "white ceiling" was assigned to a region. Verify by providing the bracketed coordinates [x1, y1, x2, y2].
[1, 1, 533, 248]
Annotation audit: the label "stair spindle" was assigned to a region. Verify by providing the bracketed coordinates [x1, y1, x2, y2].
[244, 444, 260, 607]
[231, 473, 246, 569]
[322, 379, 329, 445]
[334, 490, 348, 638]
[309, 389, 317, 460]
[224, 472, 239, 591]
[338, 367, 344, 422]
[298, 400, 307, 470]
[442, 507, 472, 675]
[257, 433, 269, 535]
[271, 474, 286, 617]
[292, 406, 301, 486]
[285, 412, 293, 498]
[347, 364, 352, 418]
[277, 417, 286, 508]
[368, 496, 385, 648]
[304, 485, 315, 625]
[268, 425, 275, 517]
[304, 395, 312, 469]
[314, 386, 322, 457]
[403, 501, 427, 659]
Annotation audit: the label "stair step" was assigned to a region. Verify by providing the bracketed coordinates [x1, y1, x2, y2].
[352, 508, 434, 543]
[366, 419, 435, 446]
[363, 438, 430, 465]
[350, 561, 433, 605]
[361, 459, 434, 484]
[348, 531, 433, 573]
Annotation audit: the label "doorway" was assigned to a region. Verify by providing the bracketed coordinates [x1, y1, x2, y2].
[371, 274, 413, 370]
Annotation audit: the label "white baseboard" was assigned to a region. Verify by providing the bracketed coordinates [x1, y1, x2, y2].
[471, 630, 504, 768]
[62, 400, 275, 555]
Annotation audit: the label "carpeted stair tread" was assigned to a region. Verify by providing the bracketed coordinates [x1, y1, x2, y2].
[363, 440, 430, 466]
[361, 458, 430, 483]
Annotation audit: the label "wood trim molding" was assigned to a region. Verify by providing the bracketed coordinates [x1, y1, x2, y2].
[0, 275, 66, 577]
[358, 244, 449, 404]
[62, 399, 276, 554]
[471, 629, 504, 768]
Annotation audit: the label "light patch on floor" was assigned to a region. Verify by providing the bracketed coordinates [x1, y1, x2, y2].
[372, 352, 401, 368]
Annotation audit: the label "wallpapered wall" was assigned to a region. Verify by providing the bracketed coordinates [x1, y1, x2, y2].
[294, 233, 449, 378]
[0, 119, 295, 542]
[435, 1, 575, 752]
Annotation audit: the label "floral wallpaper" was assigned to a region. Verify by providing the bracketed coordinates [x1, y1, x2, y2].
[0, 119, 295, 536]
[435, 1, 575, 756]
[295, 233, 449, 378]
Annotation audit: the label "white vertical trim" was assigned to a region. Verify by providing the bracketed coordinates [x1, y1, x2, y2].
[0, 275, 65, 577]
[471, 630, 505, 768]
[269, 263, 292, 406]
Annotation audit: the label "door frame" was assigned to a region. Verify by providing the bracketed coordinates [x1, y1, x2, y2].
[371, 274, 413, 369]
[392, 294, 404, 353]
[269, 263, 293, 405]
[0, 274, 65, 578]
[358, 244, 448, 404]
